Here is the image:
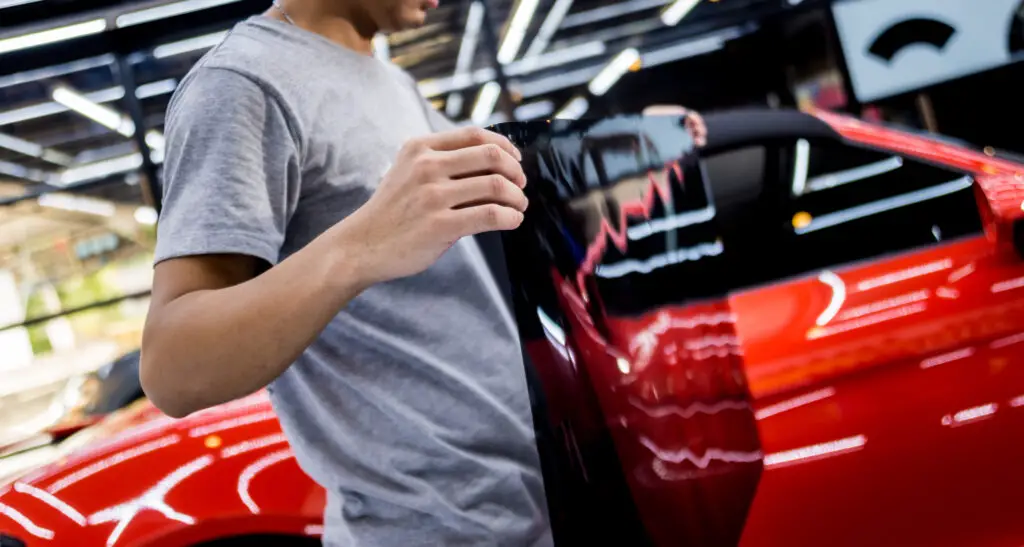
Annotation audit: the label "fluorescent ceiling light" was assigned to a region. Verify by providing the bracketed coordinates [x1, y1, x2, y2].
[0, 133, 72, 166]
[455, 2, 485, 83]
[563, 0, 668, 28]
[0, 55, 114, 90]
[507, 40, 605, 76]
[0, 133, 42, 158]
[471, 82, 502, 126]
[447, 1, 485, 118]
[0, 159, 47, 182]
[152, 31, 227, 58]
[38, 194, 116, 217]
[517, 64, 603, 98]
[145, 130, 165, 151]
[52, 86, 135, 137]
[117, 0, 241, 27]
[522, 0, 575, 63]
[515, 100, 554, 120]
[134, 206, 158, 225]
[641, 27, 740, 67]
[0, 19, 107, 55]
[662, 0, 701, 26]
[57, 153, 143, 186]
[555, 96, 589, 120]
[135, 78, 178, 98]
[497, 0, 541, 64]
[588, 48, 639, 96]
[0, 0, 44, 8]
[420, 40, 604, 99]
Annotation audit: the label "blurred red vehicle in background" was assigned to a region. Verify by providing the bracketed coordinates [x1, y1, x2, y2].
[1, 108, 1022, 547]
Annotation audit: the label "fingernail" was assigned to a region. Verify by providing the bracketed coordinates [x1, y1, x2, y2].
[514, 146, 523, 161]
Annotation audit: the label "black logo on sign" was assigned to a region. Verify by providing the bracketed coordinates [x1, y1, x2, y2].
[867, 18, 957, 62]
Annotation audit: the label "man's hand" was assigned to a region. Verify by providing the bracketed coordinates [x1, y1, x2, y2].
[643, 104, 708, 148]
[334, 126, 529, 285]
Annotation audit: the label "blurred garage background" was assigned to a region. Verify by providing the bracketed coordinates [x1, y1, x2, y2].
[1, 0, 1023, 483]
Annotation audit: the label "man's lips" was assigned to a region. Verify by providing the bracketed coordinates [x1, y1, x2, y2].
[424, 0, 439, 8]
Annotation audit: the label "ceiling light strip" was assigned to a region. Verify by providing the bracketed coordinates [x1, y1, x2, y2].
[555, 96, 589, 120]
[0, 133, 72, 166]
[471, 81, 502, 126]
[522, 0, 575, 62]
[661, 0, 701, 27]
[57, 153, 144, 186]
[0, 80, 176, 127]
[497, 0, 542, 64]
[562, 0, 669, 29]
[588, 48, 640, 96]
[0, 55, 115, 90]
[0, 19, 107, 55]
[0, 0, 44, 8]
[116, 0, 242, 27]
[447, 1, 486, 118]
[52, 87, 135, 137]
[152, 31, 228, 59]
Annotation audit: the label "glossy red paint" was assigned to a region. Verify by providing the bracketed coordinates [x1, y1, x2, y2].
[2, 110, 1023, 546]
[0, 394, 323, 546]
[737, 110, 1024, 546]
[554, 272, 762, 546]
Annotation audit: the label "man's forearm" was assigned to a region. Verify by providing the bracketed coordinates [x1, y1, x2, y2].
[140, 227, 368, 418]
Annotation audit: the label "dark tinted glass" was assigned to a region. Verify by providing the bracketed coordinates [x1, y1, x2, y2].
[492, 116, 763, 547]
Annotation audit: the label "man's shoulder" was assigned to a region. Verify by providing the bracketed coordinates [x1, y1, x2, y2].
[188, 19, 303, 94]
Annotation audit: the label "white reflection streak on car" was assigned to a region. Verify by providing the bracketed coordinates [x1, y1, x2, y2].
[88, 455, 214, 547]
[237, 449, 294, 514]
[14, 481, 85, 525]
[220, 433, 289, 459]
[186, 410, 277, 438]
[755, 387, 837, 420]
[47, 434, 181, 493]
[0, 500, 55, 539]
[629, 398, 750, 419]
[763, 435, 867, 468]
[638, 437, 762, 468]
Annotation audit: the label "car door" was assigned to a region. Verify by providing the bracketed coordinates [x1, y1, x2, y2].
[711, 136, 1024, 547]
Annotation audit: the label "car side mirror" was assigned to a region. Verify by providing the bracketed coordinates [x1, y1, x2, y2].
[974, 174, 1024, 258]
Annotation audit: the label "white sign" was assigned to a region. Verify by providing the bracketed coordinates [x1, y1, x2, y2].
[832, 0, 1023, 102]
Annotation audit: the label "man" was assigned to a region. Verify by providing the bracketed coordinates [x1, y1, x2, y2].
[140, 0, 552, 545]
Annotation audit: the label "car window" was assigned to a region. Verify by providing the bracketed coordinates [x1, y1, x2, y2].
[704, 138, 984, 291]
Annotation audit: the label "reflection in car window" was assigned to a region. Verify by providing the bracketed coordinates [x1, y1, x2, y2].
[593, 137, 985, 314]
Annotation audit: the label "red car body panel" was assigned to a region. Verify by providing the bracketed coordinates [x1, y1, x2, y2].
[0, 394, 324, 546]
[2, 110, 1023, 546]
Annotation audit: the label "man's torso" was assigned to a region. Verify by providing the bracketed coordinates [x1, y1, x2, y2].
[172, 17, 550, 546]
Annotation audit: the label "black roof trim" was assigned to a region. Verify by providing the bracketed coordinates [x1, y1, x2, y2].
[702, 107, 842, 152]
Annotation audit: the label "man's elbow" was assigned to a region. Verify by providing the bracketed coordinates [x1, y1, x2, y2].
[139, 347, 199, 419]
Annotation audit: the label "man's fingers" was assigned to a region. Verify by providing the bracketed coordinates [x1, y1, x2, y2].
[423, 126, 522, 161]
[448, 204, 525, 236]
[438, 144, 527, 188]
[443, 175, 528, 212]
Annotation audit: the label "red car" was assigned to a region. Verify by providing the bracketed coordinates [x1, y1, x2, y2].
[1, 108, 1022, 547]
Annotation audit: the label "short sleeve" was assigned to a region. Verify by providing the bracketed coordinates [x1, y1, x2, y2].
[154, 67, 302, 267]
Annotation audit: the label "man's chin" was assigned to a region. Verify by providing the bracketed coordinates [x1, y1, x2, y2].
[385, 11, 427, 32]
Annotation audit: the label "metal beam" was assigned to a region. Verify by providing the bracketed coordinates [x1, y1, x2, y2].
[112, 54, 161, 211]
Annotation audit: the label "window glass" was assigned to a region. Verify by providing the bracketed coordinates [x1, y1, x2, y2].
[590, 137, 986, 315]
[778, 139, 983, 279]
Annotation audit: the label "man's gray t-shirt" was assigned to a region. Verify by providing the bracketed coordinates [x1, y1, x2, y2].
[155, 16, 550, 546]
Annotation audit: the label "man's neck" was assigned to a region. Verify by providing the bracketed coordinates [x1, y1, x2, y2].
[265, 0, 377, 56]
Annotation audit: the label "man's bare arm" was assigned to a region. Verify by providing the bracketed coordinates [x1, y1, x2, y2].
[140, 127, 528, 418]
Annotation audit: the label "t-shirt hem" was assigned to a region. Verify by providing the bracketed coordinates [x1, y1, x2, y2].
[153, 230, 281, 267]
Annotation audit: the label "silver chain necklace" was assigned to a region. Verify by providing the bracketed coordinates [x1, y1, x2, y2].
[270, 0, 296, 25]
